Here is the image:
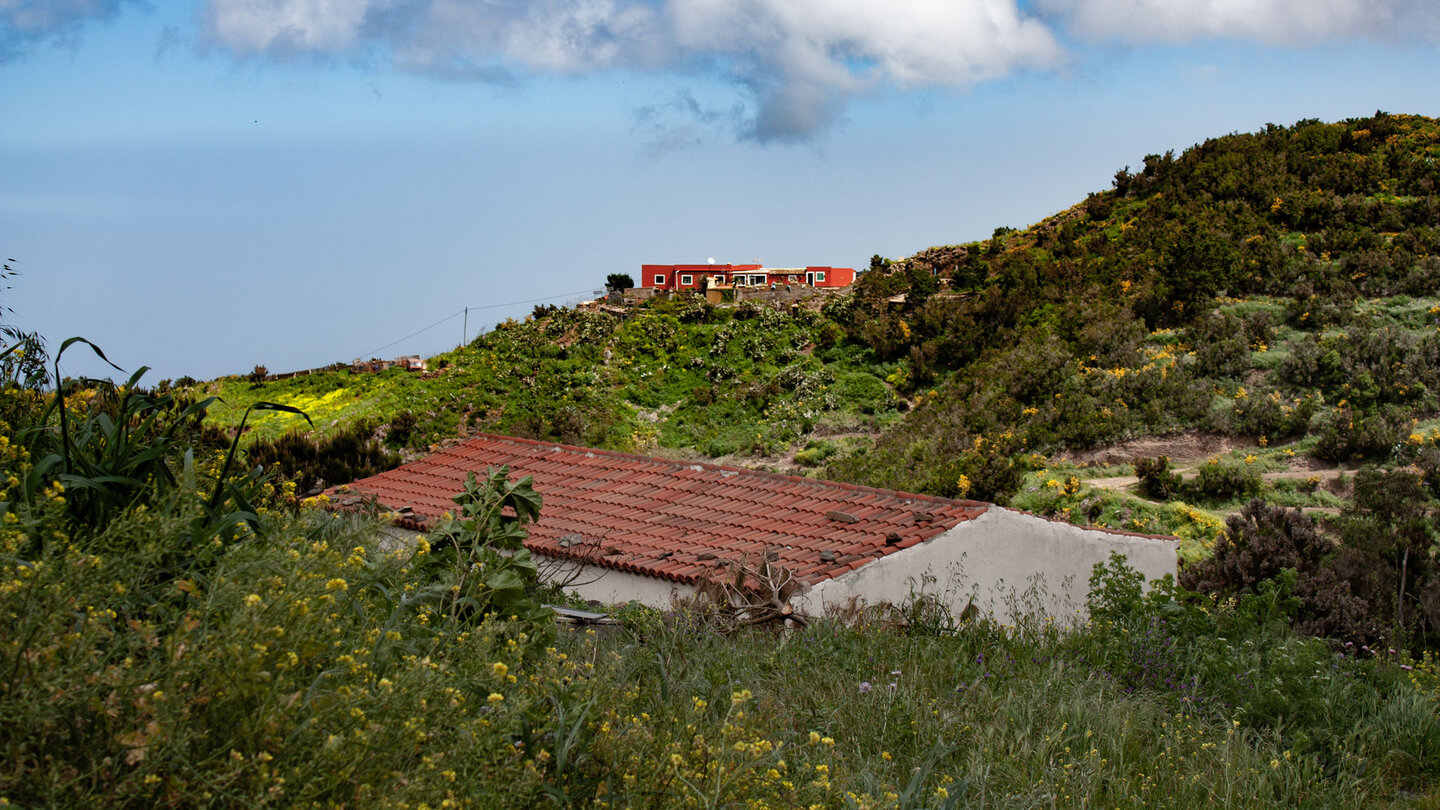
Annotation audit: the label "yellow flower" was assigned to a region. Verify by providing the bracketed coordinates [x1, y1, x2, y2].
[243, 594, 262, 607]
[492, 662, 509, 678]
[325, 578, 348, 592]
[487, 692, 504, 703]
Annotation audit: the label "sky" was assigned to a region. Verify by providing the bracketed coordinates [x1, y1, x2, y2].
[3, 0, 1440, 382]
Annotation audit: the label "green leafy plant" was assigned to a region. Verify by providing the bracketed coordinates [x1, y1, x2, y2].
[413, 465, 554, 635]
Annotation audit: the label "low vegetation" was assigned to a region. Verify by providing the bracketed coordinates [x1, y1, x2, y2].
[4, 333, 1438, 805]
[10, 113, 1440, 803]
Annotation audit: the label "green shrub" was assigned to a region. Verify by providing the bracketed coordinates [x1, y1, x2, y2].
[247, 419, 400, 494]
[834, 371, 893, 414]
[1184, 459, 1263, 503]
[1134, 455, 1183, 500]
[794, 439, 837, 467]
[1314, 405, 1409, 462]
[387, 409, 417, 447]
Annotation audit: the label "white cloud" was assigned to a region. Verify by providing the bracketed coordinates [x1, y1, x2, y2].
[0, 0, 137, 62]
[197, 0, 1064, 139]
[669, 0, 1064, 139]
[390, 0, 662, 76]
[1039, 0, 1440, 45]
[203, 0, 384, 54]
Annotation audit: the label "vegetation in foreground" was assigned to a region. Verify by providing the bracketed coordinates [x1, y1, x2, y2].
[3, 333, 1440, 808]
[10, 111, 1440, 804]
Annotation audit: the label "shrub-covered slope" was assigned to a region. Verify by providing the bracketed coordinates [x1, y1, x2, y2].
[207, 113, 1440, 512]
[829, 112, 1440, 496]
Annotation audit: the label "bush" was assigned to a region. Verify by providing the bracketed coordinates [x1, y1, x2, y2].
[1313, 405, 1409, 462]
[833, 371, 893, 414]
[0, 475, 566, 807]
[247, 419, 400, 494]
[1335, 467, 1440, 647]
[1181, 500, 1376, 643]
[1228, 389, 1319, 440]
[1184, 459, 1262, 503]
[794, 439, 837, 467]
[388, 409, 418, 447]
[1134, 455, 1183, 500]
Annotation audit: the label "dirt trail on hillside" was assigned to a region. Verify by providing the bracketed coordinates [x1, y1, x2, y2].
[1068, 431, 1354, 517]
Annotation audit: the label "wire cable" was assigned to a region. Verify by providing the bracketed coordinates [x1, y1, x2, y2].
[355, 287, 601, 360]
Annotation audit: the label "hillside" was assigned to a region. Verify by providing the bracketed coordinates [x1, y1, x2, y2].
[7, 114, 1440, 805]
[202, 112, 1440, 551]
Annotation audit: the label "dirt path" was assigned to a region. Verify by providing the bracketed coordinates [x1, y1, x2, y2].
[1070, 431, 1355, 517]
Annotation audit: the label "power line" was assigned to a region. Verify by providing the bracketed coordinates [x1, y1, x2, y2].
[355, 287, 601, 360]
[466, 287, 598, 311]
[356, 310, 465, 360]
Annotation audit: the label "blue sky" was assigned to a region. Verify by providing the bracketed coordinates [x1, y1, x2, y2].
[3, 0, 1440, 382]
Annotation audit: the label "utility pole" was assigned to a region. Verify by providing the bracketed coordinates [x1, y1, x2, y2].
[463, 307, 468, 346]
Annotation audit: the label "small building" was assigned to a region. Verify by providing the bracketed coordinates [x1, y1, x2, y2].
[642, 263, 855, 293]
[331, 433, 1176, 621]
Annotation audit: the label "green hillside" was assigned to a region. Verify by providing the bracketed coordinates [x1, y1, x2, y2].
[210, 111, 1440, 498]
[193, 111, 1440, 647]
[832, 112, 1440, 496]
[7, 114, 1440, 806]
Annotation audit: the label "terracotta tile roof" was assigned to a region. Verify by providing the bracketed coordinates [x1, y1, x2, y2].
[329, 432, 989, 587]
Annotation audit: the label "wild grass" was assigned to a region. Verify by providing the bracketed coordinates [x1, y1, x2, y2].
[3, 377, 1438, 806]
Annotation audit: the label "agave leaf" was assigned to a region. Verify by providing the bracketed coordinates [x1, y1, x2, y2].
[208, 401, 311, 514]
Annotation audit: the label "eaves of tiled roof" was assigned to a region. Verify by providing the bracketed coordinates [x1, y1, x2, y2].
[327, 432, 990, 587]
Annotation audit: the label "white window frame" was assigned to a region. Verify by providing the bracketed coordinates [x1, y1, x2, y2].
[814, 271, 826, 283]
[654, 274, 666, 285]
[749, 274, 766, 286]
[680, 274, 693, 285]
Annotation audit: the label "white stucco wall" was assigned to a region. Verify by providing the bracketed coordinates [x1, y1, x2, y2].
[796, 506, 1177, 623]
[541, 559, 694, 608]
[522, 506, 1176, 622]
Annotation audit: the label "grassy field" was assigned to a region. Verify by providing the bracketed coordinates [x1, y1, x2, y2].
[4, 494, 1437, 808]
[5, 329, 1440, 808]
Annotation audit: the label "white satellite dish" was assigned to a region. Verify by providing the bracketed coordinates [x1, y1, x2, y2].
[707, 258, 715, 264]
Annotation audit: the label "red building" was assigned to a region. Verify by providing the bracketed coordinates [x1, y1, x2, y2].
[640, 263, 855, 292]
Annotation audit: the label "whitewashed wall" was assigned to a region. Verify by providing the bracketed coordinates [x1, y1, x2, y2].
[531, 505, 1177, 621]
[542, 561, 691, 608]
[795, 506, 1177, 623]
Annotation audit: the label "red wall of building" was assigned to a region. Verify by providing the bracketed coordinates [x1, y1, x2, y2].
[640, 263, 854, 291]
[641, 264, 761, 290]
[804, 266, 856, 288]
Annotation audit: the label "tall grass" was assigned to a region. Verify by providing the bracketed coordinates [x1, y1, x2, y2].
[4, 486, 1438, 806]
[3, 337, 1438, 807]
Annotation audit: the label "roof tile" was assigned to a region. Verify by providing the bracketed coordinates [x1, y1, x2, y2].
[329, 432, 989, 587]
